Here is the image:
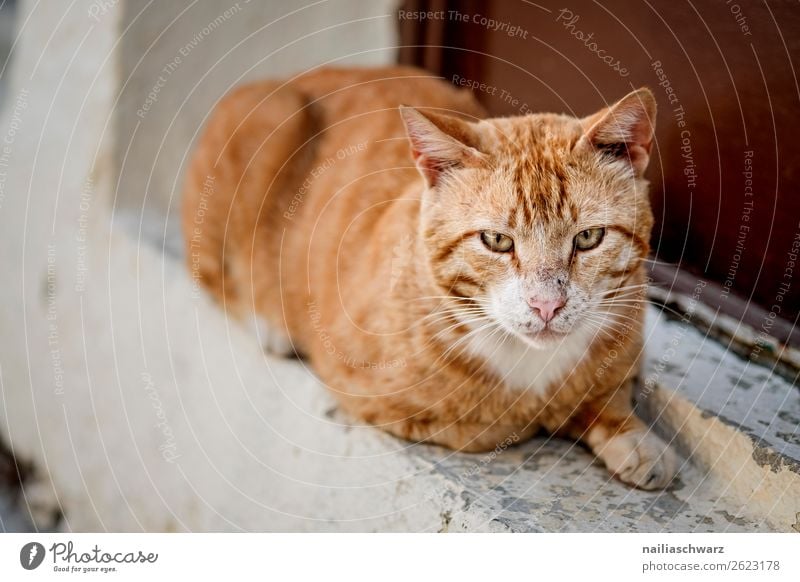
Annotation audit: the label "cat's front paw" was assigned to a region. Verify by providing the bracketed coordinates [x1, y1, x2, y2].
[595, 430, 678, 490]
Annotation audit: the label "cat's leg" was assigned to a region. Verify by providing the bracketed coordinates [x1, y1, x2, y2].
[566, 383, 678, 490]
[382, 416, 538, 453]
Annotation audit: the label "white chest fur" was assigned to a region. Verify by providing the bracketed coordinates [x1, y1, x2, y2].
[464, 326, 592, 395]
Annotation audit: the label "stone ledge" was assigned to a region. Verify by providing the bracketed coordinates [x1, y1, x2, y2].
[647, 283, 800, 382]
[637, 307, 800, 532]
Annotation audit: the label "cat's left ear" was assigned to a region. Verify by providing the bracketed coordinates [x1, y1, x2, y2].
[400, 106, 486, 188]
[576, 88, 656, 176]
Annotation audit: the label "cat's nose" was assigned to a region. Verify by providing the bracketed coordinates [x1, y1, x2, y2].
[527, 297, 565, 323]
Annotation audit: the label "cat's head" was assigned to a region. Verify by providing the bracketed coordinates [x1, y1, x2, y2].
[401, 89, 655, 349]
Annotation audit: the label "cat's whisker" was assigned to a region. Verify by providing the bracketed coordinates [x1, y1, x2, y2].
[584, 323, 631, 341]
[410, 295, 478, 302]
[594, 296, 648, 304]
[583, 310, 636, 328]
[411, 297, 494, 330]
[419, 307, 486, 323]
[593, 304, 647, 312]
[586, 321, 638, 341]
[581, 320, 610, 333]
[597, 299, 687, 320]
[578, 317, 623, 342]
[595, 296, 646, 305]
[412, 309, 496, 355]
[600, 282, 648, 292]
[436, 320, 500, 364]
[585, 309, 638, 324]
[598, 293, 648, 304]
[588, 309, 643, 324]
[598, 285, 649, 298]
[432, 315, 494, 341]
[594, 309, 646, 316]
[601, 282, 649, 292]
[408, 295, 493, 307]
[419, 314, 484, 330]
[421, 302, 488, 312]
[593, 299, 649, 309]
[418, 307, 489, 327]
[443, 320, 508, 368]
[417, 316, 482, 335]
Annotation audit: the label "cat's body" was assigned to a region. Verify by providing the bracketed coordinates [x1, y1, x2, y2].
[183, 66, 677, 489]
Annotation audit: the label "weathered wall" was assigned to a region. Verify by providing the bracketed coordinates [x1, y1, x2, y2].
[113, 0, 398, 228]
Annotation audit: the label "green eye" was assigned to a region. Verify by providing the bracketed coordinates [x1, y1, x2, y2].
[574, 227, 606, 251]
[480, 231, 514, 253]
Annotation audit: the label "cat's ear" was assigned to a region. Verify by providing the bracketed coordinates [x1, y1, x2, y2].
[577, 88, 656, 176]
[399, 106, 485, 187]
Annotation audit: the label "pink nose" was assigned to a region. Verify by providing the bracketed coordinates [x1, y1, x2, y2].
[528, 297, 565, 323]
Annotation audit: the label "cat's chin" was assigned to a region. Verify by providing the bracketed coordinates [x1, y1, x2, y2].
[516, 327, 570, 349]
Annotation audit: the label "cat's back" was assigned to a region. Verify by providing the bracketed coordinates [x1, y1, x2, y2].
[181, 66, 484, 340]
[286, 66, 486, 238]
[288, 66, 485, 205]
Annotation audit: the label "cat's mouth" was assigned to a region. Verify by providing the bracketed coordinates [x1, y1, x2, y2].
[518, 326, 569, 346]
[524, 327, 566, 339]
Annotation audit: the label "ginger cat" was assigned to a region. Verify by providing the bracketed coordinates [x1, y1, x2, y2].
[183, 66, 678, 489]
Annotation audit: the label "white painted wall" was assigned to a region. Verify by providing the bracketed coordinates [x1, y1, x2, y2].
[114, 0, 399, 238]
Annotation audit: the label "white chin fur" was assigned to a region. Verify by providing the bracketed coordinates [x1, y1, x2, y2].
[462, 318, 595, 395]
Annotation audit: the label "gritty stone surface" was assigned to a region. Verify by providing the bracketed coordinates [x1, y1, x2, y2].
[641, 308, 800, 472]
[409, 437, 771, 532]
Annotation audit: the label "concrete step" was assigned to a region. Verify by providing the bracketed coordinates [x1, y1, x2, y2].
[407, 435, 773, 532]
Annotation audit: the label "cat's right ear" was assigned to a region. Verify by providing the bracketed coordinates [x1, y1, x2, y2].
[576, 88, 656, 176]
[399, 106, 485, 188]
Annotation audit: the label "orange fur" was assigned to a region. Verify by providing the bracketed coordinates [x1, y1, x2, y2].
[182, 66, 677, 489]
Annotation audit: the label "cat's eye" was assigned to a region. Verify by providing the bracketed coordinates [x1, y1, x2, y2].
[574, 227, 606, 251]
[480, 231, 514, 253]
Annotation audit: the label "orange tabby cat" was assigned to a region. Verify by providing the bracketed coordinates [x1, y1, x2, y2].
[183, 66, 677, 489]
